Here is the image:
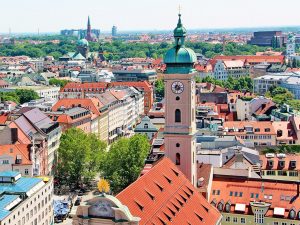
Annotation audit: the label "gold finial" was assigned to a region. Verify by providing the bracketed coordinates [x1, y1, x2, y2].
[97, 179, 110, 194]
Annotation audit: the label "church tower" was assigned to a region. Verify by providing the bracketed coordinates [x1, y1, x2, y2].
[86, 16, 92, 41]
[163, 13, 197, 185]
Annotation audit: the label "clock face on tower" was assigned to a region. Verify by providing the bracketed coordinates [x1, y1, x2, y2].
[171, 81, 184, 94]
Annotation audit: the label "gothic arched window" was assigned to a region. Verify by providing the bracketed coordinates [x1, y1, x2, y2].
[144, 123, 148, 129]
[176, 153, 181, 165]
[175, 109, 181, 123]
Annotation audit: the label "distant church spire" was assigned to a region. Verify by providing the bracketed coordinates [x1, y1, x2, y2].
[86, 16, 92, 41]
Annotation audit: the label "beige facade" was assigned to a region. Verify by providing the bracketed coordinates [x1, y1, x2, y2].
[73, 194, 140, 225]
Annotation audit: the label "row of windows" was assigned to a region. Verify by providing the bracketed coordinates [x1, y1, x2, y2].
[263, 170, 299, 177]
[224, 216, 246, 223]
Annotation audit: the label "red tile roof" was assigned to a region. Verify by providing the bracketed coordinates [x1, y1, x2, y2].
[117, 157, 221, 225]
[0, 144, 31, 165]
[0, 114, 8, 124]
[61, 82, 108, 92]
[52, 98, 102, 116]
[211, 177, 300, 219]
[213, 55, 285, 64]
[111, 81, 153, 92]
[260, 154, 300, 170]
[223, 121, 276, 135]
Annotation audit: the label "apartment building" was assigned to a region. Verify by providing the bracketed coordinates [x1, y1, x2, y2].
[0, 145, 33, 176]
[47, 107, 92, 133]
[8, 108, 61, 175]
[222, 121, 277, 147]
[94, 87, 144, 143]
[260, 153, 300, 181]
[212, 176, 300, 225]
[60, 81, 152, 114]
[0, 171, 53, 225]
[236, 96, 274, 121]
[213, 60, 249, 81]
[253, 73, 291, 95]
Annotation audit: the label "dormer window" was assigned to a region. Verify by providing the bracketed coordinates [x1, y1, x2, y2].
[265, 128, 271, 132]
[255, 128, 260, 132]
[290, 160, 296, 169]
[279, 160, 285, 168]
[267, 159, 274, 168]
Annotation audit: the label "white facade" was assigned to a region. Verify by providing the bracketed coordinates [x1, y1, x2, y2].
[236, 97, 273, 121]
[0, 176, 53, 225]
[35, 86, 60, 100]
[213, 60, 228, 80]
[253, 74, 291, 95]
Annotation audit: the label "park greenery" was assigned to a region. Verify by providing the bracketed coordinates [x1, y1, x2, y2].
[262, 145, 300, 154]
[0, 89, 39, 104]
[56, 128, 150, 193]
[49, 78, 70, 87]
[200, 75, 254, 92]
[0, 35, 280, 60]
[265, 86, 300, 111]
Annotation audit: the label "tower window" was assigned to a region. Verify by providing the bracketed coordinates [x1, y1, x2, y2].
[176, 153, 181, 165]
[175, 109, 181, 123]
[144, 123, 148, 129]
[176, 143, 180, 147]
[176, 96, 180, 101]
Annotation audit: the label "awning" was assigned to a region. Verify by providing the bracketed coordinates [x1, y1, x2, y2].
[274, 207, 285, 216]
[235, 203, 246, 212]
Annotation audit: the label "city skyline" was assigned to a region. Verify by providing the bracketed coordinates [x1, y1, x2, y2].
[1, 0, 300, 33]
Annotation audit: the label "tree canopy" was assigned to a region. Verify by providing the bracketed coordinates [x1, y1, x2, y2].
[201, 76, 253, 92]
[0, 89, 39, 104]
[49, 78, 70, 87]
[56, 128, 107, 189]
[265, 86, 300, 111]
[0, 35, 278, 60]
[100, 134, 150, 193]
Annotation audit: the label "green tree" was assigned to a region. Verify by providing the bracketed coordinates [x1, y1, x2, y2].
[266, 86, 294, 104]
[101, 134, 150, 193]
[155, 79, 165, 99]
[57, 128, 106, 188]
[49, 78, 70, 87]
[15, 89, 39, 104]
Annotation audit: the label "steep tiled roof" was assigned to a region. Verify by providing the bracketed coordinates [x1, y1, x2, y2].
[272, 121, 297, 141]
[117, 158, 221, 225]
[223, 121, 276, 135]
[0, 144, 31, 165]
[52, 98, 102, 116]
[213, 55, 285, 64]
[61, 82, 108, 92]
[211, 177, 300, 219]
[111, 81, 153, 92]
[260, 154, 300, 170]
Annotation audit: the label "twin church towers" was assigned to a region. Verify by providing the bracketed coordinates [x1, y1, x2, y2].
[163, 13, 197, 185]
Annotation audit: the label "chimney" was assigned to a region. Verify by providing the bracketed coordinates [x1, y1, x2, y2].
[197, 177, 205, 188]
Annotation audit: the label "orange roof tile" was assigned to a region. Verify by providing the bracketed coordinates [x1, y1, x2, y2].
[117, 158, 221, 225]
[0, 144, 32, 165]
[52, 98, 102, 116]
[211, 177, 300, 219]
[260, 154, 300, 170]
[223, 121, 276, 135]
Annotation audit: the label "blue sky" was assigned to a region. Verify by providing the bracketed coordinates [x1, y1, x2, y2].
[1, 0, 300, 33]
